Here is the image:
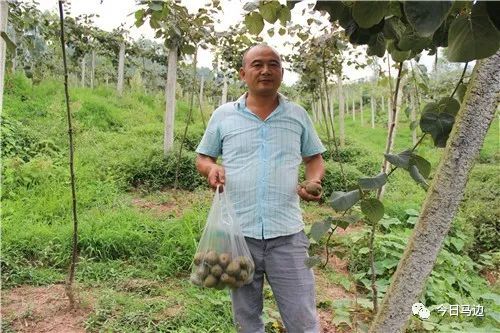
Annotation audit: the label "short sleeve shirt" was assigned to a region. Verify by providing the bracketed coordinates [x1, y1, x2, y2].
[196, 93, 326, 239]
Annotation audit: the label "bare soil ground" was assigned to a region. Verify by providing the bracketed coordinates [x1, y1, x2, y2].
[1, 284, 91, 333]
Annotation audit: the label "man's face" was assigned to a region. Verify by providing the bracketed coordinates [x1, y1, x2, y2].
[239, 46, 284, 96]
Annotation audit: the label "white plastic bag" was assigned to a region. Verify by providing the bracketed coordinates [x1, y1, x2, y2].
[190, 185, 255, 289]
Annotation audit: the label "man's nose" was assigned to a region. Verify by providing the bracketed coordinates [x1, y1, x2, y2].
[261, 64, 271, 73]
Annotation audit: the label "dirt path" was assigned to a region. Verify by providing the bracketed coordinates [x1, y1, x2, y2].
[1, 284, 91, 333]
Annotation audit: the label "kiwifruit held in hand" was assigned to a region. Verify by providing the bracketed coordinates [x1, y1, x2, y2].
[300, 180, 322, 196]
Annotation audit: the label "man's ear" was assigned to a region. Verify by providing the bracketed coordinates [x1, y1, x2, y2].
[239, 67, 245, 81]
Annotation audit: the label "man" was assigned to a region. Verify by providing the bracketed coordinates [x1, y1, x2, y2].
[195, 44, 325, 333]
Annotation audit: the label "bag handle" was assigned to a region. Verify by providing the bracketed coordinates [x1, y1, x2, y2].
[216, 185, 233, 227]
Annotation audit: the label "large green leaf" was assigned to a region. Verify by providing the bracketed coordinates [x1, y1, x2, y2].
[383, 16, 405, 40]
[384, 149, 412, 169]
[398, 28, 432, 52]
[352, 1, 388, 29]
[404, 1, 452, 37]
[447, 2, 500, 62]
[358, 172, 388, 190]
[330, 190, 361, 212]
[435, 97, 460, 115]
[409, 154, 431, 179]
[244, 12, 264, 35]
[361, 198, 384, 223]
[310, 218, 332, 242]
[259, 1, 281, 24]
[409, 164, 429, 190]
[456, 84, 467, 103]
[332, 215, 360, 230]
[278, 5, 291, 25]
[367, 33, 386, 57]
[420, 101, 456, 147]
[420, 111, 454, 147]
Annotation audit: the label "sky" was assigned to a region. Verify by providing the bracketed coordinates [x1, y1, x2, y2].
[36, 0, 435, 85]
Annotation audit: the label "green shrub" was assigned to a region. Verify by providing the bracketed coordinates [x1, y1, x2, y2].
[76, 98, 125, 131]
[322, 162, 364, 195]
[119, 149, 206, 191]
[460, 164, 500, 257]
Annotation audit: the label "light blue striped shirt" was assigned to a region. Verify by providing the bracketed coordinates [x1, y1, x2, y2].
[196, 93, 326, 239]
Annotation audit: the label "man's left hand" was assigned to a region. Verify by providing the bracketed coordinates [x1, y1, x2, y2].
[297, 179, 322, 202]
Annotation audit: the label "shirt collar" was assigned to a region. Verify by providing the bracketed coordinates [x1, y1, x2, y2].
[235, 92, 288, 113]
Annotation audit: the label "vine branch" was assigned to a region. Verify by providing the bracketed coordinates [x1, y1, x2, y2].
[58, 0, 79, 309]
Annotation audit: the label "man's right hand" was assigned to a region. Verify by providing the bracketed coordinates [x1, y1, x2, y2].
[207, 165, 225, 190]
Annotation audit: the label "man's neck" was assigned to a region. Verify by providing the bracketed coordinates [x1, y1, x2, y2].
[246, 92, 279, 120]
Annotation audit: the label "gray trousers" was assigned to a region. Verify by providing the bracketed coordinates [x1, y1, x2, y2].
[230, 230, 319, 333]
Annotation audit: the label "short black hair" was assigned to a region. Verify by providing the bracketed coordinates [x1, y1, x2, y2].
[241, 44, 282, 68]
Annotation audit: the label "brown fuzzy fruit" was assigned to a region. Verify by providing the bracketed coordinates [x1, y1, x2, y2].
[204, 250, 219, 266]
[190, 273, 203, 286]
[193, 252, 204, 265]
[210, 264, 223, 277]
[238, 270, 249, 282]
[226, 261, 241, 276]
[196, 264, 209, 279]
[220, 273, 236, 286]
[218, 253, 231, 268]
[305, 182, 322, 196]
[203, 274, 218, 288]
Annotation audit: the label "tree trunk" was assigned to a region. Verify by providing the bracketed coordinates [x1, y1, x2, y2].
[329, 84, 335, 122]
[370, 50, 500, 333]
[117, 42, 125, 96]
[199, 75, 204, 106]
[381, 95, 385, 116]
[378, 64, 404, 200]
[164, 45, 178, 156]
[371, 96, 375, 129]
[0, 0, 7, 112]
[80, 55, 85, 87]
[221, 75, 228, 105]
[90, 49, 95, 89]
[410, 88, 417, 145]
[352, 97, 355, 121]
[311, 100, 318, 123]
[360, 95, 364, 126]
[338, 75, 345, 148]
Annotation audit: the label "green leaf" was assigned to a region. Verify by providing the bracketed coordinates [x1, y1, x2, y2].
[304, 256, 322, 268]
[447, 2, 500, 62]
[352, 1, 388, 29]
[149, 1, 163, 11]
[135, 9, 145, 22]
[480, 292, 500, 306]
[405, 208, 419, 216]
[449, 237, 465, 252]
[359, 247, 370, 255]
[385, 149, 412, 169]
[437, 97, 460, 116]
[404, 1, 452, 37]
[397, 28, 432, 52]
[181, 44, 196, 55]
[361, 198, 384, 223]
[278, 27, 286, 36]
[409, 165, 429, 190]
[330, 190, 361, 212]
[332, 215, 359, 229]
[243, 1, 259, 12]
[244, 12, 265, 35]
[259, 1, 281, 24]
[278, 5, 291, 25]
[409, 154, 431, 179]
[310, 219, 332, 242]
[419, 106, 455, 147]
[383, 16, 405, 40]
[367, 33, 386, 57]
[358, 172, 388, 190]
